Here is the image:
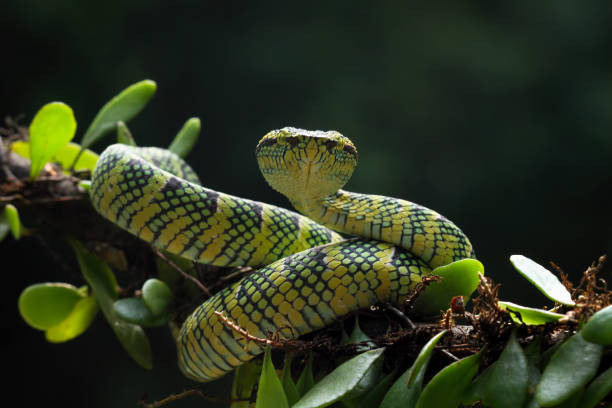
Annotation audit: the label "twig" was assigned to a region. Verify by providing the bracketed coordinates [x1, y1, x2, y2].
[152, 247, 211, 297]
[403, 275, 442, 310]
[137, 389, 243, 408]
[440, 348, 460, 361]
[214, 310, 280, 346]
[385, 304, 416, 329]
[209, 266, 253, 291]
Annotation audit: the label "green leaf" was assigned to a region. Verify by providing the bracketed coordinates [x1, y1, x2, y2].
[413, 259, 484, 316]
[498, 301, 565, 325]
[281, 354, 300, 406]
[380, 330, 448, 408]
[293, 348, 386, 408]
[113, 298, 168, 327]
[18, 283, 85, 330]
[297, 354, 316, 397]
[582, 304, 612, 346]
[483, 330, 528, 408]
[540, 342, 561, 369]
[255, 345, 289, 408]
[28, 102, 77, 179]
[168, 117, 201, 158]
[231, 359, 263, 408]
[582, 365, 612, 408]
[0, 210, 9, 242]
[3, 204, 22, 239]
[509, 255, 574, 305]
[461, 360, 496, 406]
[535, 331, 603, 406]
[78, 180, 91, 190]
[340, 350, 384, 402]
[80, 79, 156, 150]
[415, 348, 483, 408]
[343, 316, 374, 354]
[11, 140, 99, 173]
[116, 121, 136, 146]
[553, 388, 585, 408]
[523, 338, 542, 403]
[141, 278, 172, 316]
[343, 370, 395, 408]
[72, 241, 152, 369]
[45, 294, 99, 342]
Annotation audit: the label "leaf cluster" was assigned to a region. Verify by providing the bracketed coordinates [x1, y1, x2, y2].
[1, 80, 609, 408]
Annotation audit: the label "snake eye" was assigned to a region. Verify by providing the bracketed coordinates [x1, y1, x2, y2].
[342, 143, 357, 157]
[286, 137, 299, 147]
[326, 140, 337, 152]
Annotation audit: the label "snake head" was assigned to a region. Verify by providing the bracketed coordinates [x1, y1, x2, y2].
[255, 127, 358, 207]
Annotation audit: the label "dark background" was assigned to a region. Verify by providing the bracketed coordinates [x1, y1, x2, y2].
[2, 1, 611, 407]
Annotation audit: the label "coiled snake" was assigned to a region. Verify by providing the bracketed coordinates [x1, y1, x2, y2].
[90, 127, 474, 382]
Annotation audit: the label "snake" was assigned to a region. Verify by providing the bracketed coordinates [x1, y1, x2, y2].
[89, 127, 474, 382]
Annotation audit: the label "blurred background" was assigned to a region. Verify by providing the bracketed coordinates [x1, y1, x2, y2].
[2, 1, 611, 406]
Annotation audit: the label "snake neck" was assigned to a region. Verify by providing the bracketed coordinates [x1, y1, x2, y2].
[292, 189, 474, 269]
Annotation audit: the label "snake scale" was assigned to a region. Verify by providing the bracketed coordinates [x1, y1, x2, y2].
[90, 127, 474, 382]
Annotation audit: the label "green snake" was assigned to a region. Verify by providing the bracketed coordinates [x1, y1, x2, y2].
[89, 127, 474, 382]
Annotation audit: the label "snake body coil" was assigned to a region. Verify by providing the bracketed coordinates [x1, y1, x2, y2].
[90, 145, 342, 268]
[90, 128, 474, 382]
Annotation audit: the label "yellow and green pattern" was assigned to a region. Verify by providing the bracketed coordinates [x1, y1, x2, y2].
[256, 127, 474, 268]
[89, 128, 475, 382]
[177, 239, 430, 381]
[90, 145, 342, 268]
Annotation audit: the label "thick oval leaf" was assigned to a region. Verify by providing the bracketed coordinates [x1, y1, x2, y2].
[535, 331, 603, 406]
[18, 283, 85, 330]
[113, 298, 168, 327]
[413, 259, 483, 316]
[168, 117, 201, 158]
[582, 366, 612, 408]
[256, 345, 289, 408]
[523, 338, 542, 401]
[281, 354, 300, 406]
[72, 241, 152, 369]
[341, 349, 384, 401]
[296, 355, 316, 397]
[11, 140, 99, 172]
[415, 349, 482, 408]
[582, 304, 612, 346]
[342, 316, 374, 354]
[498, 301, 565, 325]
[3, 204, 22, 239]
[0, 210, 9, 242]
[293, 348, 386, 408]
[343, 370, 395, 408]
[509, 255, 574, 305]
[483, 331, 528, 408]
[29, 102, 77, 179]
[231, 360, 263, 408]
[45, 294, 99, 342]
[116, 121, 136, 146]
[380, 330, 448, 408]
[141, 278, 172, 316]
[113, 323, 153, 370]
[80, 80, 156, 150]
[461, 360, 496, 405]
[553, 389, 585, 408]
